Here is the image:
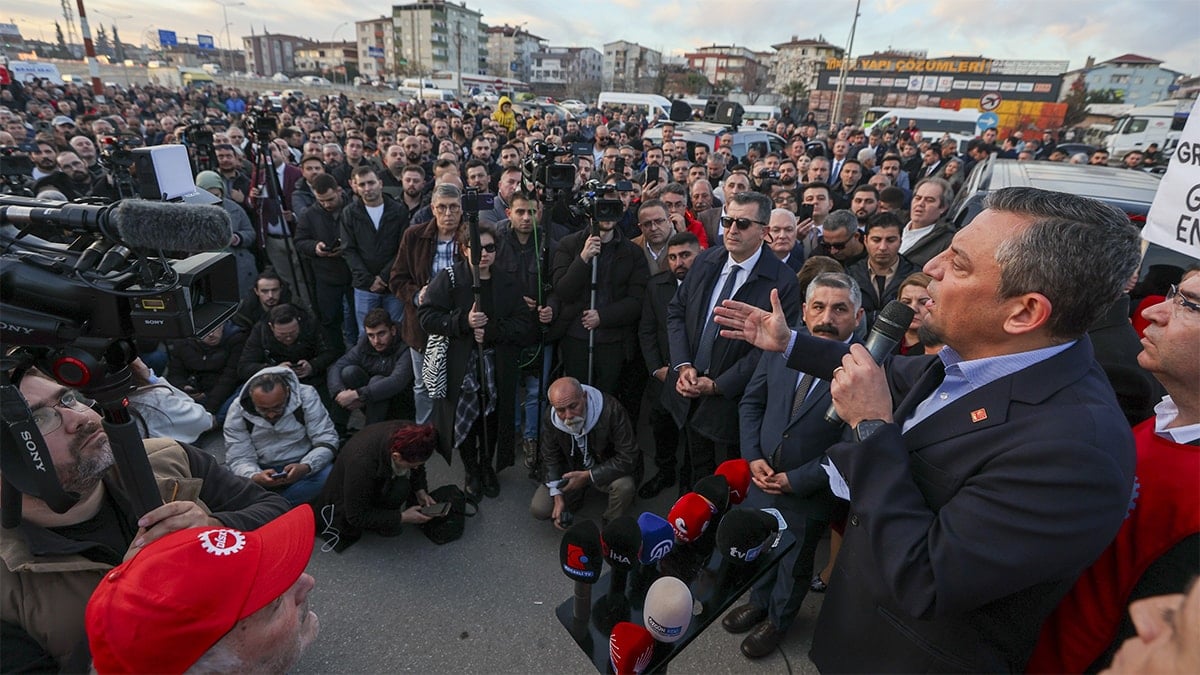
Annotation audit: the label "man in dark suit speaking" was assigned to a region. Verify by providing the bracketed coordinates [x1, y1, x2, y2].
[722, 272, 863, 659]
[665, 191, 801, 492]
[713, 187, 1142, 672]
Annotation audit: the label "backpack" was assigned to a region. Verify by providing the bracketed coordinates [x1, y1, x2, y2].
[419, 484, 477, 545]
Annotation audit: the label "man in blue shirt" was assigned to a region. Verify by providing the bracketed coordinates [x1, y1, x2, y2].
[714, 186, 1142, 672]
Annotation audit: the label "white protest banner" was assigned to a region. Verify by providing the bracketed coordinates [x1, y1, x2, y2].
[8, 61, 64, 85]
[1142, 98, 1200, 263]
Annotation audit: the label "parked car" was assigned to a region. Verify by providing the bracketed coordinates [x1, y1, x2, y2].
[642, 121, 786, 163]
[298, 75, 331, 86]
[949, 156, 1192, 273]
[270, 72, 290, 82]
[559, 99, 587, 115]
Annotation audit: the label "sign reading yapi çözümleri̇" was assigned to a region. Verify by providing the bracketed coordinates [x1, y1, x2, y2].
[1143, 99, 1200, 262]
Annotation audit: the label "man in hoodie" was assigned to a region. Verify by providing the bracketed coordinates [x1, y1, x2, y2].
[224, 366, 339, 506]
[491, 96, 517, 135]
[529, 377, 640, 529]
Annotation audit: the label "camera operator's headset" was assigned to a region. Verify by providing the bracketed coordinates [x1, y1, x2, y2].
[0, 367, 81, 528]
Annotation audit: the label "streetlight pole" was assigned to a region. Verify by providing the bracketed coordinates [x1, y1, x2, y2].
[331, 21, 349, 86]
[213, 0, 244, 75]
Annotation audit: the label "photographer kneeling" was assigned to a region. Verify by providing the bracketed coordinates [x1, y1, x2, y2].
[313, 422, 439, 552]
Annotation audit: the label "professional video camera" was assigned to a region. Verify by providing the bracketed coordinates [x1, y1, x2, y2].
[522, 140, 576, 194]
[0, 147, 35, 197]
[571, 179, 625, 223]
[245, 104, 280, 141]
[0, 195, 238, 525]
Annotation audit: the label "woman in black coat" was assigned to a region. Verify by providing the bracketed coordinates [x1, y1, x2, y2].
[418, 222, 533, 500]
[314, 421, 438, 552]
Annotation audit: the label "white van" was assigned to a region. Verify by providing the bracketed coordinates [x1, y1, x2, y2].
[742, 104, 782, 125]
[863, 106, 982, 137]
[1105, 100, 1190, 158]
[597, 92, 674, 124]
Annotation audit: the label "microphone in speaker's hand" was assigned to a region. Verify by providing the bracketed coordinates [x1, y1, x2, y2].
[824, 300, 915, 425]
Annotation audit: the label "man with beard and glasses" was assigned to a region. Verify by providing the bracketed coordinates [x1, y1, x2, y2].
[0, 371, 288, 673]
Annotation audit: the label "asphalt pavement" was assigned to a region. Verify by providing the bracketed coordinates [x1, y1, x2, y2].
[198, 420, 825, 674]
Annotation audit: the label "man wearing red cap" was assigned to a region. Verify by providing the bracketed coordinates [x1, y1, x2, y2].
[0, 370, 290, 672]
[86, 506, 319, 674]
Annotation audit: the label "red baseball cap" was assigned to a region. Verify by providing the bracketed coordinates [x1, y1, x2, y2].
[86, 506, 315, 674]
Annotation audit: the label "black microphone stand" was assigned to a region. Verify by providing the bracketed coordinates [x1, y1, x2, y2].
[464, 192, 491, 478]
[249, 119, 313, 310]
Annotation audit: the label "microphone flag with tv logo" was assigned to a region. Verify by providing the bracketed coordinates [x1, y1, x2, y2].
[643, 576, 693, 643]
[636, 512, 675, 565]
[559, 519, 603, 583]
[716, 508, 779, 565]
[601, 516, 641, 572]
[667, 492, 715, 544]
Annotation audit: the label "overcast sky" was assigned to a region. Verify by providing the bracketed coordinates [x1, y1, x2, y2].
[10, 0, 1199, 75]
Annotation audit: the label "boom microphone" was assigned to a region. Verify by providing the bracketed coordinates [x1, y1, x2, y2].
[0, 197, 233, 253]
[824, 300, 916, 425]
[108, 201, 233, 252]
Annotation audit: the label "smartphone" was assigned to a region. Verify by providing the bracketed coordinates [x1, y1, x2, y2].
[645, 165, 660, 184]
[270, 470, 288, 479]
[798, 202, 815, 222]
[614, 157, 626, 173]
[420, 502, 451, 517]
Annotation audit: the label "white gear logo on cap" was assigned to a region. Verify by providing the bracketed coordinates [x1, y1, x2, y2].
[197, 529, 247, 556]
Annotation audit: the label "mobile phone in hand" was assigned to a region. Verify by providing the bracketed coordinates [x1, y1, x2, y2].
[270, 470, 288, 479]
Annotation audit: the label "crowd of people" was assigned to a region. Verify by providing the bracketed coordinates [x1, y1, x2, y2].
[0, 74, 1197, 673]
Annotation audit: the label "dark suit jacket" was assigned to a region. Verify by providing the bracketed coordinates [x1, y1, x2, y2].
[664, 244, 801, 443]
[901, 220, 955, 269]
[739, 348, 845, 520]
[639, 270, 678, 376]
[786, 335, 1136, 672]
[847, 255, 918, 324]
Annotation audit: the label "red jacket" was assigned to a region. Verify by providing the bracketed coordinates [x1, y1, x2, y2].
[1028, 419, 1200, 673]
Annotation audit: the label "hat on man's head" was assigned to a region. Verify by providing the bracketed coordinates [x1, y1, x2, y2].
[194, 170, 224, 193]
[52, 115, 75, 127]
[86, 506, 315, 674]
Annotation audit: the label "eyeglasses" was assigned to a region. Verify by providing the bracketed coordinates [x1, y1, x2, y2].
[433, 203, 462, 213]
[639, 217, 669, 229]
[818, 238, 851, 251]
[1166, 284, 1200, 316]
[476, 243, 497, 253]
[30, 390, 96, 435]
[719, 216, 765, 231]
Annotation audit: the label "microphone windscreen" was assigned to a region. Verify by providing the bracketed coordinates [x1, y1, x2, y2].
[602, 516, 641, 572]
[715, 459, 751, 505]
[643, 576, 693, 643]
[636, 512, 675, 565]
[692, 474, 729, 515]
[876, 299, 918, 341]
[667, 492, 715, 544]
[560, 519, 603, 584]
[609, 621, 655, 674]
[111, 201, 233, 252]
[716, 508, 779, 565]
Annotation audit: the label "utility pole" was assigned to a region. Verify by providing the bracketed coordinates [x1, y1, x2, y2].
[831, 0, 862, 129]
[60, 0, 79, 57]
[454, 20, 463, 98]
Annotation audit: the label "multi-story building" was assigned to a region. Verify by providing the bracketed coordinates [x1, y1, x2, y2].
[391, 1, 486, 83]
[684, 44, 764, 94]
[530, 46, 602, 98]
[1062, 54, 1181, 106]
[356, 16, 396, 82]
[484, 24, 545, 83]
[602, 40, 661, 93]
[769, 35, 843, 95]
[294, 41, 357, 80]
[242, 32, 313, 77]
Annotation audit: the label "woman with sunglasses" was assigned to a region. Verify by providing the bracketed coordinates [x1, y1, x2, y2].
[418, 222, 532, 501]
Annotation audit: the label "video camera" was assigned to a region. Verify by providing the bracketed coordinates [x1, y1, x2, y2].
[571, 179, 625, 223]
[522, 140, 576, 193]
[245, 105, 279, 141]
[0, 195, 238, 524]
[0, 147, 35, 197]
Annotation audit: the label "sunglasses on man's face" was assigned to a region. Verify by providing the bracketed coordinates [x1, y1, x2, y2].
[818, 238, 850, 251]
[719, 216, 765, 231]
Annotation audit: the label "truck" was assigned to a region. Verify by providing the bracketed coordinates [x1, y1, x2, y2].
[146, 64, 215, 88]
[1104, 99, 1191, 159]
